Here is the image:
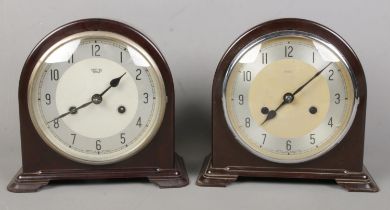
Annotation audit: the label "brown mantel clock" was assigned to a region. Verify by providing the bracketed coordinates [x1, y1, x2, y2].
[197, 18, 378, 192]
[8, 18, 188, 192]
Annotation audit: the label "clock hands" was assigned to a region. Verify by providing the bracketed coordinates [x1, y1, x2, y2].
[292, 62, 332, 96]
[261, 63, 332, 125]
[261, 93, 294, 125]
[99, 72, 126, 97]
[47, 101, 93, 124]
[47, 72, 126, 124]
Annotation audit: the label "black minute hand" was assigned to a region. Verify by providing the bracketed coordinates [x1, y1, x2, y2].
[292, 62, 332, 96]
[261, 62, 332, 125]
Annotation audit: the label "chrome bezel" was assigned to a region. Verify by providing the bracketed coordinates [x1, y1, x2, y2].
[222, 30, 359, 164]
[28, 31, 167, 165]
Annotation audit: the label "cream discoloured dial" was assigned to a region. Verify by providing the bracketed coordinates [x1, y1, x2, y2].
[248, 59, 330, 138]
[223, 32, 357, 163]
[28, 31, 166, 165]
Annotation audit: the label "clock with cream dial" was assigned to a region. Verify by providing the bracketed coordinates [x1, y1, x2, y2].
[198, 18, 377, 192]
[223, 31, 357, 163]
[28, 31, 166, 164]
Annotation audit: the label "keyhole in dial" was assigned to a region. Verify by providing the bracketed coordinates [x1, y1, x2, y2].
[261, 107, 269, 115]
[309, 106, 317, 114]
[118, 105, 126, 114]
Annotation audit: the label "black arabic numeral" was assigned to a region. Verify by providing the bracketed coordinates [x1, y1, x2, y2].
[245, 117, 250, 128]
[312, 51, 315, 63]
[136, 69, 142, 80]
[50, 69, 59, 81]
[262, 133, 266, 145]
[238, 94, 244, 105]
[286, 140, 292, 151]
[92, 44, 101, 56]
[310, 134, 315, 144]
[136, 117, 142, 127]
[328, 69, 334, 80]
[45, 93, 51, 105]
[96, 140, 101, 150]
[53, 119, 59, 128]
[71, 133, 76, 144]
[243, 71, 251, 82]
[143, 93, 149, 104]
[335, 93, 341, 104]
[120, 133, 126, 144]
[68, 54, 74, 63]
[262, 52, 268, 64]
[328, 117, 334, 128]
[285, 46, 293, 57]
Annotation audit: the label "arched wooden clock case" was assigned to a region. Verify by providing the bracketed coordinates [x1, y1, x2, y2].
[197, 18, 378, 192]
[8, 19, 188, 192]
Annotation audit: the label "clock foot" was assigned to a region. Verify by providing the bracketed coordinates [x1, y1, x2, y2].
[335, 166, 379, 192]
[7, 168, 49, 193]
[196, 156, 379, 192]
[7, 154, 188, 192]
[196, 155, 238, 187]
[148, 154, 189, 188]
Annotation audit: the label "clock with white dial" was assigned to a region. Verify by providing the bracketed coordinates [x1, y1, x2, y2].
[9, 19, 188, 193]
[28, 31, 166, 165]
[223, 31, 357, 163]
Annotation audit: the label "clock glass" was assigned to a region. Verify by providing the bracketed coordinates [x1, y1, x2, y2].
[28, 31, 166, 165]
[223, 31, 357, 163]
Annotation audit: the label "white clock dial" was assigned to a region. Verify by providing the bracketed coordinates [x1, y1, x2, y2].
[28, 31, 166, 164]
[223, 32, 357, 163]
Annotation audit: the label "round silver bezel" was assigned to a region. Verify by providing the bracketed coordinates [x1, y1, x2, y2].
[222, 30, 359, 164]
[28, 31, 167, 165]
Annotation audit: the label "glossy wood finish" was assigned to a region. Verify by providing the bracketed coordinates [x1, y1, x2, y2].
[8, 19, 188, 192]
[9, 154, 188, 192]
[197, 18, 378, 192]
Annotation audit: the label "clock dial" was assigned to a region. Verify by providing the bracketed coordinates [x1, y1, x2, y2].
[223, 32, 357, 163]
[28, 31, 166, 164]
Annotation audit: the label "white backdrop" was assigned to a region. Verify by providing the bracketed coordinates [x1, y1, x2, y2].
[0, 0, 389, 209]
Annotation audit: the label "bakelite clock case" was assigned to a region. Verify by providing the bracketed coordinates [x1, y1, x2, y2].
[197, 18, 378, 192]
[8, 19, 188, 193]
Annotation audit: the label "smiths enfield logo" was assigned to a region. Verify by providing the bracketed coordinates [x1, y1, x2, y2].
[91, 68, 102, 73]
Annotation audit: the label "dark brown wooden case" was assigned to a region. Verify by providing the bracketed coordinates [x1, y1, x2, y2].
[8, 19, 188, 192]
[197, 18, 378, 192]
